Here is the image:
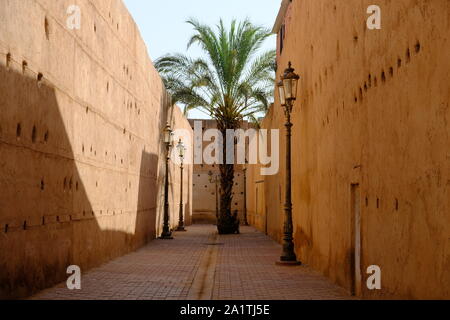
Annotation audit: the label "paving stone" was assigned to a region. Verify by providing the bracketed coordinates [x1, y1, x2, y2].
[31, 225, 352, 300]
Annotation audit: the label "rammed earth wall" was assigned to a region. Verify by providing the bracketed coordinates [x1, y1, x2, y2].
[248, 0, 450, 299]
[0, 0, 192, 299]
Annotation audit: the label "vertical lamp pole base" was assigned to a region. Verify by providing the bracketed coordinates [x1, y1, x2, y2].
[176, 142, 187, 232]
[276, 82, 301, 266]
[160, 135, 173, 240]
[243, 161, 249, 226]
[160, 201, 173, 240]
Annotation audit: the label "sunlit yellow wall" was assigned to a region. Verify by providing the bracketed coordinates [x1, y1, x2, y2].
[248, 0, 450, 299]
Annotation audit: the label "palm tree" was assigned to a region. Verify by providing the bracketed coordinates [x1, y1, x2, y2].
[155, 18, 275, 234]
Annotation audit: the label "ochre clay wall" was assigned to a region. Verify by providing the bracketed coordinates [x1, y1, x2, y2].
[0, 0, 192, 299]
[189, 119, 247, 224]
[248, 0, 449, 299]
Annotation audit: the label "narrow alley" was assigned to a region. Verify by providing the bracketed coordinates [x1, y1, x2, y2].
[1, 0, 449, 303]
[32, 225, 351, 300]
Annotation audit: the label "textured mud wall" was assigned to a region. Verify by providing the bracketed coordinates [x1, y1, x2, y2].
[192, 165, 245, 224]
[189, 119, 246, 224]
[0, 0, 192, 298]
[249, 0, 449, 299]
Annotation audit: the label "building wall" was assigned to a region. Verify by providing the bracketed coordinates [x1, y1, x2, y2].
[247, 107, 281, 236]
[192, 164, 245, 224]
[0, 0, 192, 299]
[189, 119, 247, 224]
[248, 0, 450, 299]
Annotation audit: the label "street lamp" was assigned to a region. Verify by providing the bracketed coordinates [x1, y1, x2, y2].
[176, 139, 187, 232]
[242, 159, 249, 226]
[208, 170, 219, 223]
[161, 122, 174, 239]
[276, 62, 301, 265]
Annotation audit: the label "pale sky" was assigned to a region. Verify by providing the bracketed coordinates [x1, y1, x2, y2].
[124, 0, 281, 119]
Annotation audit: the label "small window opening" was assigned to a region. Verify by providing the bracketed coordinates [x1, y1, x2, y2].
[6, 53, 11, 69]
[44, 17, 50, 40]
[31, 126, 37, 143]
[415, 42, 421, 53]
[16, 123, 22, 139]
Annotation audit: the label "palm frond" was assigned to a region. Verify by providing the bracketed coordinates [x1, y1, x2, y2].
[155, 18, 275, 126]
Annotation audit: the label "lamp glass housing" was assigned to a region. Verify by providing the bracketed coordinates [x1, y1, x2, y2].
[283, 78, 293, 99]
[283, 77, 299, 100]
[164, 123, 172, 144]
[292, 77, 298, 100]
[177, 139, 186, 159]
[278, 81, 286, 106]
[280, 62, 300, 102]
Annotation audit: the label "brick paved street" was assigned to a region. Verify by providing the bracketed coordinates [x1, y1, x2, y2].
[32, 225, 352, 300]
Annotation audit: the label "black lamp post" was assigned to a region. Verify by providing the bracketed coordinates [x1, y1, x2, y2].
[276, 62, 301, 265]
[208, 170, 219, 223]
[176, 139, 187, 232]
[160, 122, 174, 240]
[243, 159, 249, 226]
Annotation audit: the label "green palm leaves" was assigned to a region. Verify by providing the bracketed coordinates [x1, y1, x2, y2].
[155, 18, 275, 122]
